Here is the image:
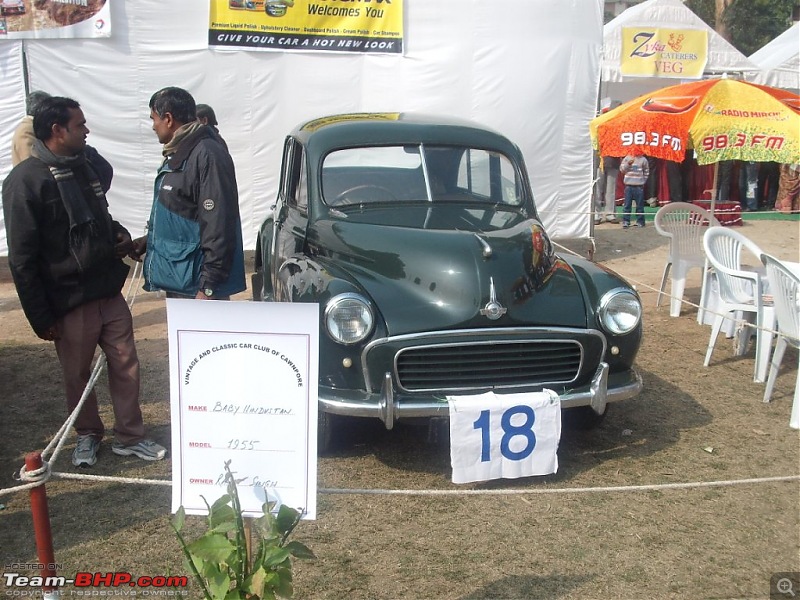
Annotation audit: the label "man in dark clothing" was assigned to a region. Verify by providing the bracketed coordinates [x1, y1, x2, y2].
[130, 87, 245, 300]
[196, 103, 227, 150]
[2, 96, 166, 467]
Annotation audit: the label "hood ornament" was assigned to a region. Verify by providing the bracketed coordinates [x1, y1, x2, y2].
[473, 233, 492, 259]
[480, 277, 507, 320]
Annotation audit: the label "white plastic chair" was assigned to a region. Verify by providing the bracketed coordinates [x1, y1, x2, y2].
[702, 227, 775, 383]
[654, 202, 720, 318]
[761, 254, 800, 429]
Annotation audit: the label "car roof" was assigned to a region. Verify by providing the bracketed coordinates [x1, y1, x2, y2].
[292, 112, 525, 161]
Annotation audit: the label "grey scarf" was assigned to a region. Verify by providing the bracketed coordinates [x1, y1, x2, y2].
[33, 139, 107, 272]
[162, 120, 203, 157]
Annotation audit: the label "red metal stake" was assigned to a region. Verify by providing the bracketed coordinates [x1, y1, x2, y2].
[25, 452, 58, 595]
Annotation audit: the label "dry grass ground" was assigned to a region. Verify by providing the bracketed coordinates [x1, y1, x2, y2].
[0, 220, 798, 599]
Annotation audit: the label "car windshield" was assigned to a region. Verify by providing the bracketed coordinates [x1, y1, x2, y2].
[322, 145, 525, 208]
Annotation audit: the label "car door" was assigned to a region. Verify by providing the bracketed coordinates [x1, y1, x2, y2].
[271, 137, 310, 299]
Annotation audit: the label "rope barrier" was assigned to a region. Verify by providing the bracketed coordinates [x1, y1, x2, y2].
[51, 472, 171, 486]
[5, 470, 799, 498]
[320, 474, 800, 496]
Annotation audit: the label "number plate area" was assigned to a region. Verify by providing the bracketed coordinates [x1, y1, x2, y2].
[448, 390, 561, 484]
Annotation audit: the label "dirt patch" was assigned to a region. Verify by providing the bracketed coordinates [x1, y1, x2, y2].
[0, 220, 798, 599]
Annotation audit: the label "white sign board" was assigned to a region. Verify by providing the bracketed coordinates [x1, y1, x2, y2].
[448, 390, 561, 484]
[167, 300, 319, 519]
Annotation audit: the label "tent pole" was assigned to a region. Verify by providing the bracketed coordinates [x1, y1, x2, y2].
[710, 162, 719, 216]
[21, 41, 31, 98]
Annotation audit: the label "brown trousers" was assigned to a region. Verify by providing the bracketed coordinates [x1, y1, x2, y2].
[54, 294, 144, 445]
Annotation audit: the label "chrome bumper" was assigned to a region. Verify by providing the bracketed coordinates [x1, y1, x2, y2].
[319, 362, 642, 430]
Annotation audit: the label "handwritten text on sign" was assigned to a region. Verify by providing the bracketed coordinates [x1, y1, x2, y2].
[448, 390, 561, 484]
[167, 300, 319, 519]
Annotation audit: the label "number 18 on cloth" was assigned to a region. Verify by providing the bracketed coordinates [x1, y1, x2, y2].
[447, 390, 561, 484]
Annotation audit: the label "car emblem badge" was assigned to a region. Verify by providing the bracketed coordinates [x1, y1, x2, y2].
[480, 277, 506, 321]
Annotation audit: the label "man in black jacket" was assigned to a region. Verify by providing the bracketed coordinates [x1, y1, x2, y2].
[2, 96, 166, 467]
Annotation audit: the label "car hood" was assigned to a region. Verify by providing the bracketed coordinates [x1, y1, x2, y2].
[309, 218, 588, 336]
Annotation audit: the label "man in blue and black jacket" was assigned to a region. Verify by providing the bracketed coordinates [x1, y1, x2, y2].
[131, 86, 245, 300]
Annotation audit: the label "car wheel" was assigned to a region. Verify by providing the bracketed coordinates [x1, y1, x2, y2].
[317, 410, 339, 455]
[562, 405, 608, 430]
[251, 270, 264, 301]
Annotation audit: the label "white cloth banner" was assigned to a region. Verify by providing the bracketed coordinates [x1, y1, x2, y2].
[448, 390, 561, 485]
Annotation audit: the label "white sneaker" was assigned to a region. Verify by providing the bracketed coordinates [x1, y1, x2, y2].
[72, 435, 100, 467]
[112, 439, 167, 461]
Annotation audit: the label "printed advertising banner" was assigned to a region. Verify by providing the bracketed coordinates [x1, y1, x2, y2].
[0, 0, 110, 39]
[209, 0, 403, 54]
[620, 27, 708, 78]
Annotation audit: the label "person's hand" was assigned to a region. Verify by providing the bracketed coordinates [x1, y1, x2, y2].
[128, 236, 147, 262]
[194, 290, 211, 300]
[114, 231, 134, 258]
[37, 324, 60, 341]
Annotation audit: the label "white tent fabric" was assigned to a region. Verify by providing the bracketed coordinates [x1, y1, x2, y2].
[0, 0, 603, 256]
[0, 42, 25, 254]
[747, 23, 800, 92]
[601, 0, 760, 102]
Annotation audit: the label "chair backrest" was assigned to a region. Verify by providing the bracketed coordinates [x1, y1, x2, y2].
[762, 254, 800, 344]
[654, 202, 721, 261]
[703, 226, 764, 306]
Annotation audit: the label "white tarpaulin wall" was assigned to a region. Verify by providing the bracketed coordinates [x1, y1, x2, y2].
[0, 0, 603, 256]
[600, 0, 760, 103]
[747, 22, 800, 92]
[0, 42, 25, 254]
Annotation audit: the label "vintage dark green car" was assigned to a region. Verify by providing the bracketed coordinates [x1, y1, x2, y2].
[253, 113, 643, 452]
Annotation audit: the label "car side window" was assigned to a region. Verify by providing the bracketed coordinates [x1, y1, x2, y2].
[285, 140, 308, 211]
[278, 137, 293, 202]
[456, 149, 520, 205]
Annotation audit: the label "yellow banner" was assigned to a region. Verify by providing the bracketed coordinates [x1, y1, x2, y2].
[620, 28, 708, 79]
[209, 0, 403, 54]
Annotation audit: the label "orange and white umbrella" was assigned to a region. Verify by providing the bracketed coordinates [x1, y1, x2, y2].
[590, 78, 800, 166]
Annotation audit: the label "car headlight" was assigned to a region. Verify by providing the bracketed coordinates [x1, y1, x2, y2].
[598, 289, 641, 335]
[324, 293, 375, 345]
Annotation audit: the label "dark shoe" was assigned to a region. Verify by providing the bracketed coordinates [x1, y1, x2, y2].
[72, 435, 100, 468]
[622, 223, 629, 229]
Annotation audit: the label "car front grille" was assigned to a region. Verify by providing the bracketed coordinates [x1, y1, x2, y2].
[395, 340, 582, 392]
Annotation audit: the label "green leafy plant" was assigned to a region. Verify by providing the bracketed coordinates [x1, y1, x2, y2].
[171, 460, 314, 599]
